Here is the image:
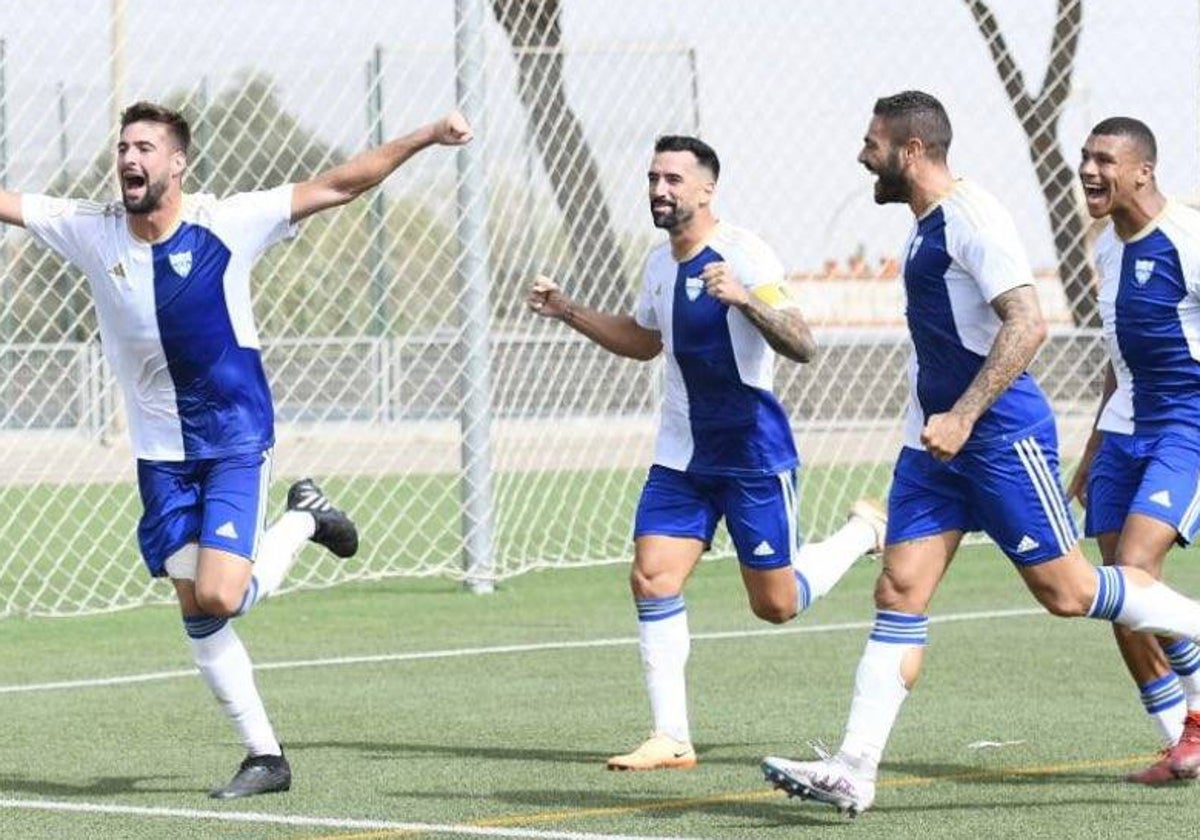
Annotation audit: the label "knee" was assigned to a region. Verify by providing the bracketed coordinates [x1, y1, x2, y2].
[630, 565, 680, 600]
[1032, 587, 1090, 618]
[193, 583, 242, 618]
[750, 599, 795, 625]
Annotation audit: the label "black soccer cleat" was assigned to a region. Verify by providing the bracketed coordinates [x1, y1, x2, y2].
[287, 478, 359, 558]
[209, 751, 292, 799]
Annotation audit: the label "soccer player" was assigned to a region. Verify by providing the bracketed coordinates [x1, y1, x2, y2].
[526, 135, 887, 772]
[0, 102, 472, 797]
[760, 91, 1200, 817]
[1068, 116, 1200, 785]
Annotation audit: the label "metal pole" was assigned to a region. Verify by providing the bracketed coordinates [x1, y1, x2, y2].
[194, 75, 211, 190]
[454, 0, 495, 593]
[0, 39, 9, 421]
[0, 39, 7, 191]
[687, 46, 702, 136]
[366, 46, 388, 340]
[110, 0, 126, 138]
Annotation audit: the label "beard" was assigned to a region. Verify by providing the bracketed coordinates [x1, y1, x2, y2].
[122, 176, 168, 214]
[651, 201, 692, 230]
[871, 150, 910, 204]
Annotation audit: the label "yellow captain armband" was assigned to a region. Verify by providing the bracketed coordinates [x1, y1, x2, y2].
[750, 283, 795, 309]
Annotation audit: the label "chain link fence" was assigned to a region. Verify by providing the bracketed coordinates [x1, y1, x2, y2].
[0, 0, 1196, 615]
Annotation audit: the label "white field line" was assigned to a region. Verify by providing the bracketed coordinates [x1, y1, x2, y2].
[0, 798, 711, 840]
[0, 607, 1044, 696]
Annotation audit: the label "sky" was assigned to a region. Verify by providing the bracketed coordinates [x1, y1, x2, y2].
[0, 0, 1195, 272]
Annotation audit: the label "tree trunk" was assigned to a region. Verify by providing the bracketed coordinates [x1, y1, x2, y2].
[965, 0, 1097, 327]
[491, 0, 630, 311]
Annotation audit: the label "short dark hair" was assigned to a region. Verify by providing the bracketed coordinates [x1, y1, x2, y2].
[119, 101, 191, 155]
[872, 90, 953, 162]
[1089, 116, 1157, 164]
[654, 135, 720, 181]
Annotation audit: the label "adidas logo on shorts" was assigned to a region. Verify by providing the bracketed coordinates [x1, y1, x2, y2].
[215, 521, 239, 540]
[752, 540, 775, 557]
[1016, 534, 1040, 554]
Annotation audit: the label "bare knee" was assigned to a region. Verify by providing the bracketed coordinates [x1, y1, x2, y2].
[193, 583, 242, 618]
[1031, 586, 1090, 618]
[750, 599, 795, 625]
[630, 565, 682, 601]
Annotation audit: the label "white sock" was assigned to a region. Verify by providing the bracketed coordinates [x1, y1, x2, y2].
[839, 613, 929, 776]
[793, 517, 875, 606]
[1092, 567, 1200, 638]
[238, 511, 315, 613]
[1162, 639, 1200, 712]
[636, 596, 691, 743]
[189, 622, 281, 757]
[1138, 672, 1186, 745]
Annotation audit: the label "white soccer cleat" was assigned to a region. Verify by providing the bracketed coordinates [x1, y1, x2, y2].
[606, 732, 697, 771]
[762, 753, 876, 818]
[848, 499, 887, 555]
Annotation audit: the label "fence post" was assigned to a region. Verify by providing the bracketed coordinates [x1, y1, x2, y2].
[454, 0, 495, 593]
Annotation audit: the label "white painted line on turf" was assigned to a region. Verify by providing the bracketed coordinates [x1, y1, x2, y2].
[0, 606, 1044, 695]
[0, 798, 712, 840]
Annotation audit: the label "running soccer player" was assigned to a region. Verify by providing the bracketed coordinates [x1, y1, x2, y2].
[0, 101, 471, 798]
[526, 135, 887, 772]
[1069, 116, 1200, 785]
[761, 91, 1200, 817]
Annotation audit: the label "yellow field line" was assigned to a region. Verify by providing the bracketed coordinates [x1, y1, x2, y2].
[307, 752, 1156, 840]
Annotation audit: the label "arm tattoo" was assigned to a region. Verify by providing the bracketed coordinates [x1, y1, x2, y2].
[738, 296, 817, 363]
[952, 286, 1046, 421]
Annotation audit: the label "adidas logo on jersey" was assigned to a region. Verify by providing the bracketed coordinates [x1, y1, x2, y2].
[1015, 535, 1040, 554]
[1150, 490, 1173, 508]
[215, 521, 239, 539]
[684, 276, 704, 301]
[107, 262, 126, 280]
[752, 540, 775, 557]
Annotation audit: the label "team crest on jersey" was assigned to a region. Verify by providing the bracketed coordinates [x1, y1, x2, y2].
[684, 276, 704, 301]
[1134, 259, 1155, 286]
[169, 250, 193, 278]
[907, 235, 924, 262]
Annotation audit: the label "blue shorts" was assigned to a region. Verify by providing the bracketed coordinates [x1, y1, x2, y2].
[136, 449, 273, 576]
[633, 464, 800, 570]
[1086, 431, 1200, 545]
[887, 422, 1078, 566]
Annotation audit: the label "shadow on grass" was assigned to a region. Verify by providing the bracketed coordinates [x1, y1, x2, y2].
[0, 773, 187, 797]
[289, 738, 773, 769]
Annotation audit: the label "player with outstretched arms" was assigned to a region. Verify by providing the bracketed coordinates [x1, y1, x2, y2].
[0, 101, 471, 798]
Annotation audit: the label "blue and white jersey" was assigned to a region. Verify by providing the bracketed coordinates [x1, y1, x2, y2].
[900, 180, 1053, 449]
[23, 187, 295, 461]
[1094, 201, 1200, 434]
[634, 223, 797, 476]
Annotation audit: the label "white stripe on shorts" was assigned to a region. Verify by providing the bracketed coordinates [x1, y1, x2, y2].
[1012, 436, 1074, 556]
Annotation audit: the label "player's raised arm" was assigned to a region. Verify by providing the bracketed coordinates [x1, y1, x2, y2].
[290, 111, 473, 224]
[700, 261, 816, 363]
[527, 275, 662, 361]
[0, 189, 25, 228]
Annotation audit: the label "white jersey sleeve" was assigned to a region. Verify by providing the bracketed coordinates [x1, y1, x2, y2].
[208, 184, 297, 259]
[21, 194, 112, 268]
[945, 182, 1035, 303]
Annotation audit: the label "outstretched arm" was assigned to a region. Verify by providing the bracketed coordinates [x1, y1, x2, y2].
[290, 111, 473, 224]
[922, 284, 1047, 460]
[0, 190, 25, 228]
[527, 276, 662, 361]
[700, 261, 816, 363]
